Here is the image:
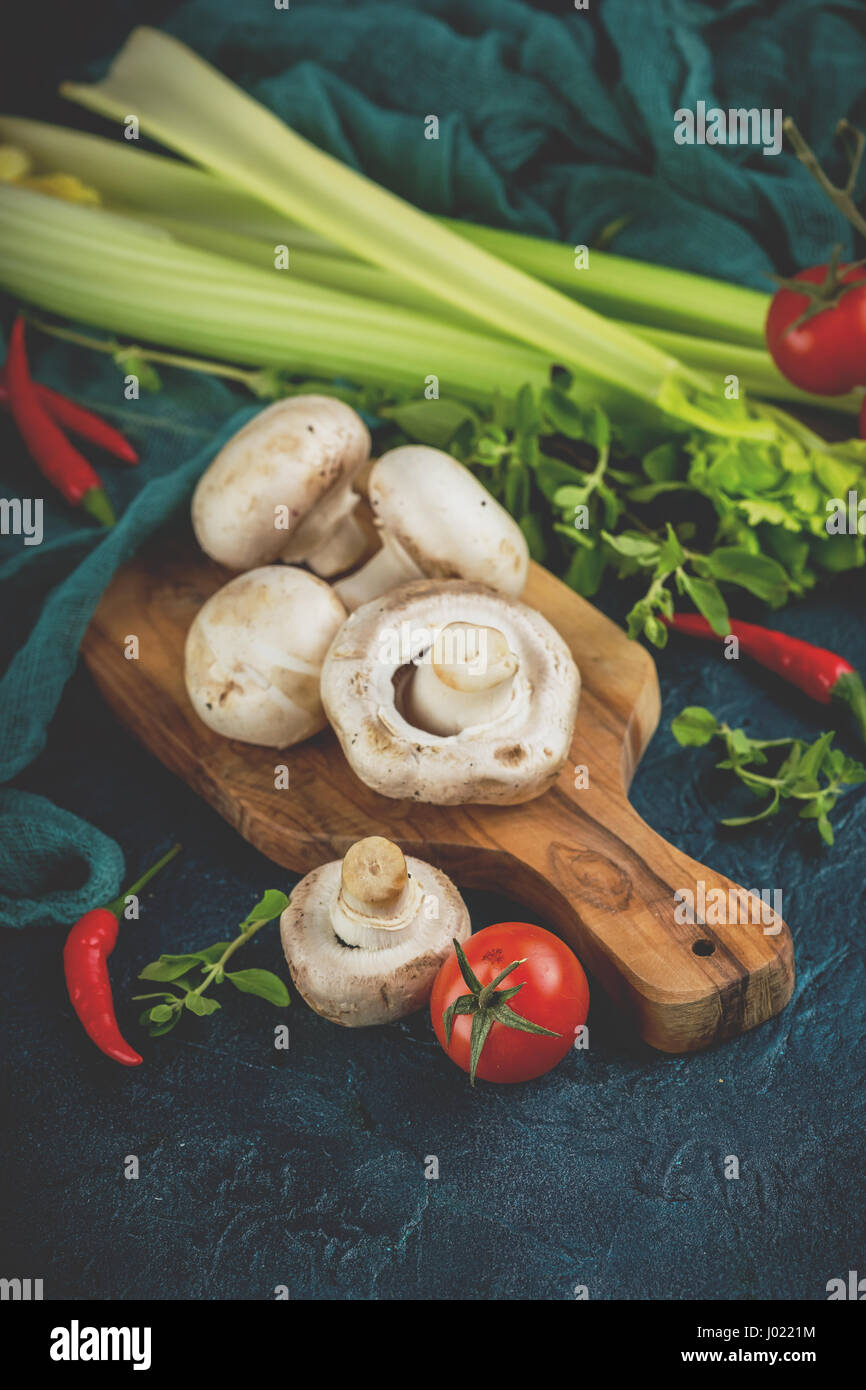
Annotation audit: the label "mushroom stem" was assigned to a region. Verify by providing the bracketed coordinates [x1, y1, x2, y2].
[405, 623, 519, 736]
[333, 534, 422, 611]
[305, 501, 371, 578]
[331, 836, 422, 950]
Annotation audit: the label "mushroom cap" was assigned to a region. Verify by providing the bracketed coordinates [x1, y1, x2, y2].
[191, 395, 370, 571]
[368, 446, 529, 596]
[280, 854, 470, 1026]
[320, 579, 581, 804]
[184, 566, 346, 747]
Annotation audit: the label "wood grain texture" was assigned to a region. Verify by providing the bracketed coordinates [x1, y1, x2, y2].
[81, 530, 794, 1052]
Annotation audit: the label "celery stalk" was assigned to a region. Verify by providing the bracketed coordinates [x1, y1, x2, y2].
[119, 209, 854, 417]
[630, 324, 861, 417]
[0, 113, 312, 245]
[0, 113, 771, 351]
[110, 211, 485, 331]
[0, 185, 554, 401]
[59, 27, 693, 404]
[440, 218, 770, 352]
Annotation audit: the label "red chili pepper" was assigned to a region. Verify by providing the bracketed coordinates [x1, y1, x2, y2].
[63, 844, 181, 1066]
[5, 317, 115, 525]
[666, 612, 866, 746]
[0, 373, 138, 464]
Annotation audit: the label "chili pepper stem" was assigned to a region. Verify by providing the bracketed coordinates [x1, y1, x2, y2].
[834, 671, 866, 746]
[80, 485, 116, 527]
[105, 842, 182, 919]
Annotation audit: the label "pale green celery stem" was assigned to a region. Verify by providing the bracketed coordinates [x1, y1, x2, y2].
[441, 219, 770, 352]
[59, 27, 697, 403]
[0, 199, 551, 401]
[117, 212, 487, 331]
[0, 113, 310, 244]
[630, 325, 862, 418]
[3, 112, 770, 351]
[140, 211, 857, 418]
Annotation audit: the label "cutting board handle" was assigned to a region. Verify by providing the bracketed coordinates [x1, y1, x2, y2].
[481, 775, 795, 1052]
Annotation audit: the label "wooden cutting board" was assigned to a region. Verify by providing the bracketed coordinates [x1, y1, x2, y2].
[81, 531, 794, 1053]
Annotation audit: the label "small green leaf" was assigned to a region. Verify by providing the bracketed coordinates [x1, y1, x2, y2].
[148, 1004, 175, 1023]
[518, 513, 546, 562]
[139, 955, 201, 982]
[672, 707, 719, 747]
[583, 404, 611, 453]
[602, 531, 660, 562]
[148, 1015, 181, 1037]
[184, 993, 221, 1016]
[678, 573, 730, 637]
[385, 397, 480, 449]
[540, 386, 585, 439]
[241, 890, 290, 928]
[642, 442, 680, 482]
[226, 970, 290, 1006]
[657, 524, 686, 571]
[702, 548, 789, 606]
[643, 615, 668, 648]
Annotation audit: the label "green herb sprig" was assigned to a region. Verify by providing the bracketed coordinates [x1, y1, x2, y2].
[31, 318, 866, 648]
[672, 707, 866, 845]
[373, 374, 862, 649]
[133, 889, 290, 1037]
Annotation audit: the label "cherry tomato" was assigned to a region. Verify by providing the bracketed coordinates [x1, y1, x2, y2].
[430, 922, 589, 1084]
[766, 262, 866, 395]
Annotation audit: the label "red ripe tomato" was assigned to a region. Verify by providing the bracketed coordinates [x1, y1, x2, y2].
[430, 922, 589, 1085]
[765, 262, 866, 395]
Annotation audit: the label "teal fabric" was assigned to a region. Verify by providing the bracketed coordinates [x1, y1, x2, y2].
[164, 0, 866, 288]
[2, 0, 866, 926]
[0, 341, 254, 924]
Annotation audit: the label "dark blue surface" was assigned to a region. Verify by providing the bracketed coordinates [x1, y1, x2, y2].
[2, 575, 864, 1301]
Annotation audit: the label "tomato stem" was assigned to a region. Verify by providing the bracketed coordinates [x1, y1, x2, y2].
[773, 245, 866, 333]
[443, 938, 560, 1086]
[784, 117, 866, 240]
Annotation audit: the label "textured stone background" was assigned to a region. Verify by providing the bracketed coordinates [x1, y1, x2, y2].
[2, 571, 864, 1300]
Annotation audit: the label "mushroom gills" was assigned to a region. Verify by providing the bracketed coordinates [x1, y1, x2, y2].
[403, 622, 519, 736]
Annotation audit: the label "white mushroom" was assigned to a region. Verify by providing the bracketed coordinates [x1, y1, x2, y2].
[321, 579, 580, 804]
[184, 566, 346, 747]
[280, 836, 470, 1026]
[334, 445, 529, 609]
[191, 395, 371, 576]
